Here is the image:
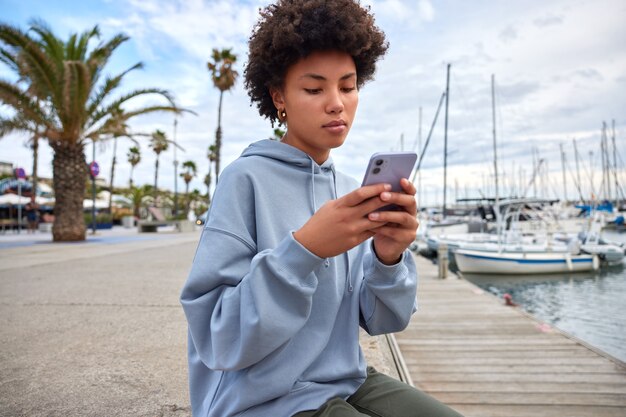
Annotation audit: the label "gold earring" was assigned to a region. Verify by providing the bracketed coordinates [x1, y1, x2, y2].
[277, 109, 286, 121]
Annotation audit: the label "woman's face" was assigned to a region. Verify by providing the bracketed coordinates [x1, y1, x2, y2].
[271, 50, 359, 164]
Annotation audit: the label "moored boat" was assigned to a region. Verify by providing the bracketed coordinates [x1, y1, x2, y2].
[454, 249, 600, 275]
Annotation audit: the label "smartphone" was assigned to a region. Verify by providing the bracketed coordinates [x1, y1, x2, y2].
[361, 151, 417, 211]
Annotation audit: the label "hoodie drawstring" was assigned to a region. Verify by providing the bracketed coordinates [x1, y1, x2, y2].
[333, 172, 354, 292]
[330, 167, 353, 292]
[309, 159, 352, 291]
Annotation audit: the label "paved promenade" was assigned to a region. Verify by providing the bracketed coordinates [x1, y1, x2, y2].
[0, 227, 198, 417]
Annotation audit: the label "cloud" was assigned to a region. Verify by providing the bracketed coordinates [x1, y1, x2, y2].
[417, 0, 435, 21]
[498, 25, 518, 43]
[533, 14, 564, 27]
[572, 68, 604, 82]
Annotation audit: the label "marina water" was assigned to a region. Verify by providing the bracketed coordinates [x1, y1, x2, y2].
[462, 230, 626, 363]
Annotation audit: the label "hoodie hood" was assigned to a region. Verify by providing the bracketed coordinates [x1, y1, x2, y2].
[240, 139, 337, 216]
[240, 139, 335, 174]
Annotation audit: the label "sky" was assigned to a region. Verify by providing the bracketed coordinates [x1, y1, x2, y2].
[1, 0, 625, 206]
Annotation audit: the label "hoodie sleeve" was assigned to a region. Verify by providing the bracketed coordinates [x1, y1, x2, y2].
[180, 166, 325, 371]
[359, 243, 418, 335]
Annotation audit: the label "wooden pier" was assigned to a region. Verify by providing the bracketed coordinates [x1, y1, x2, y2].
[394, 253, 626, 417]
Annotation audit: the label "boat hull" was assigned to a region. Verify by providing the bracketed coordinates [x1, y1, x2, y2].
[454, 249, 599, 274]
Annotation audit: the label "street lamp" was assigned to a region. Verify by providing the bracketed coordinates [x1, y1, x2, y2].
[173, 117, 179, 217]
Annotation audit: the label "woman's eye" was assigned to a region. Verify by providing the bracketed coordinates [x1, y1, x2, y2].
[304, 88, 321, 94]
[342, 87, 356, 93]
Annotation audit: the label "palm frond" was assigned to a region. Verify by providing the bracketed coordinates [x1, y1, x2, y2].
[87, 88, 177, 129]
[28, 19, 65, 63]
[0, 79, 51, 128]
[1, 23, 62, 108]
[123, 105, 186, 120]
[0, 46, 19, 71]
[0, 114, 36, 137]
[75, 26, 100, 61]
[60, 60, 92, 134]
[86, 62, 143, 117]
[88, 33, 129, 84]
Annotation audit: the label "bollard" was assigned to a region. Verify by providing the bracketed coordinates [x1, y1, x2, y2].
[437, 243, 448, 279]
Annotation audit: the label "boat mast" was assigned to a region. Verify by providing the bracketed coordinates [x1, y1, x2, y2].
[532, 147, 538, 197]
[573, 139, 582, 202]
[418, 107, 422, 210]
[491, 74, 499, 207]
[601, 122, 609, 201]
[611, 119, 620, 206]
[560, 143, 567, 203]
[443, 63, 451, 219]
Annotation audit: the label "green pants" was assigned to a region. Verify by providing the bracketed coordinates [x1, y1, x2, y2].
[293, 367, 463, 417]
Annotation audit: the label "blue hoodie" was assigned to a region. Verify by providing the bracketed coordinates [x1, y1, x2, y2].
[180, 140, 417, 417]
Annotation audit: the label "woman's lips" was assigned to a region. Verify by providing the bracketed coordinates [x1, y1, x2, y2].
[323, 120, 347, 134]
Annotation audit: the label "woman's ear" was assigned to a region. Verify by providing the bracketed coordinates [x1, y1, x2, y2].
[270, 87, 285, 110]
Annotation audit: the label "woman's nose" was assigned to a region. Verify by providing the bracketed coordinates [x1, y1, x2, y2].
[326, 89, 344, 114]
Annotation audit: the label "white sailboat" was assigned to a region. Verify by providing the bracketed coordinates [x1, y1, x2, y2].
[579, 213, 625, 264]
[454, 248, 599, 274]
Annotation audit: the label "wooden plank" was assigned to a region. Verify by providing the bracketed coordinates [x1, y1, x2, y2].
[449, 404, 626, 417]
[409, 371, 626, 384]
[408, 364, 622, 374]
[393, 253, 626, 416]
[405, 356, 613, 366]
[418, 381, 626, 394]
[433, 392, 626, 406]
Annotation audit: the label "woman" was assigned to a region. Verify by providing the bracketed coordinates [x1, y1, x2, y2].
[180, 1, 463, 416]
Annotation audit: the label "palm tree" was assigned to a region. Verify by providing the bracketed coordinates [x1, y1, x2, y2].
[104, 106, 139, 215]
[180, 160, 197, 213]
[127, 146, 141, 188]
[206, 143, 217, 205]
[149, 129, 169, 200]
[25, 130, 42, 197]
[203, 173, 211, 205]
[127, 184, 152, 219]
[0, 20, 183, 241]
[207, 48, 238, 185]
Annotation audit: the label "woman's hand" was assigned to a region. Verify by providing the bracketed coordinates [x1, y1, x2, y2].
[293, 183, 394, 259]
[368, 178, 418, 265]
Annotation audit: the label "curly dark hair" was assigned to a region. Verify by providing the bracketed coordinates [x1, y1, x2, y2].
[244, 0, 389, 125]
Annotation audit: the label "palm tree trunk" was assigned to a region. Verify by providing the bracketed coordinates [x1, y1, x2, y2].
[129, 165, 134, 189]
[154, 155, 160, 204]
[108, 136, 118, 215]
[185, 182, 190, 213]
[214, 91, 224, 184]
[50, 140, 87, 241]
[31, 134, 39, 198]
[206, 165, 212, 206]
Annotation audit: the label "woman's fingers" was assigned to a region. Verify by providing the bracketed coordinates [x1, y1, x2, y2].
[400, 178, 416, 195]
[341, 183, 391, 207]
[368, 210, 418, 229]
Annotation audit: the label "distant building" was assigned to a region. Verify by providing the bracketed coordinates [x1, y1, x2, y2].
[0, 161, 13, 176]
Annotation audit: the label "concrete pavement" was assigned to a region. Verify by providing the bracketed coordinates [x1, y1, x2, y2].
[0, 227, 199, 417]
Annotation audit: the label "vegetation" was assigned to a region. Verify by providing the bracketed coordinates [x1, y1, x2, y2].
[149, 129, 169, 196]
[126, 184, 152, 219]
[0, 20, 183, 241]
[126, 146, 141, 188]
[271, 127, 285, 141]
[180, 160, 197, 213]
[206, 143, 217, 205]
